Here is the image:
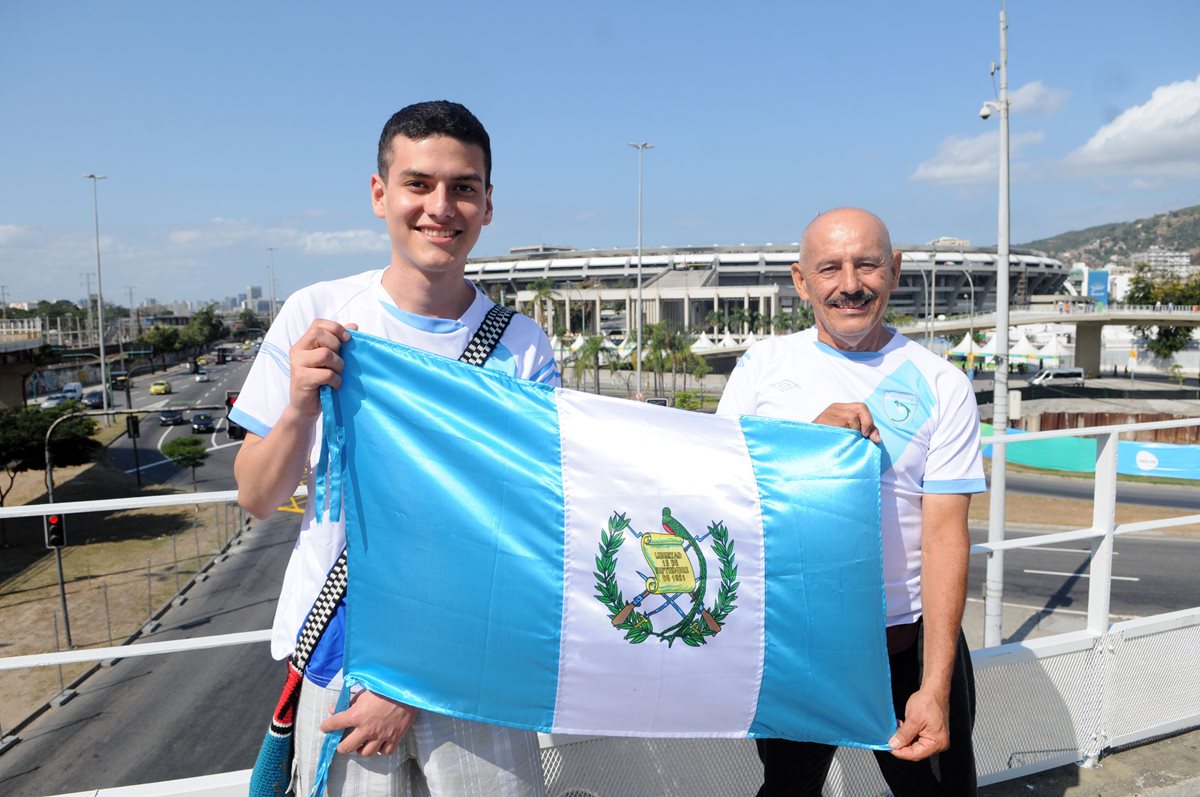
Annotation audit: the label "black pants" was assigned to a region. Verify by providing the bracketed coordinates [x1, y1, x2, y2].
[755, 624, 976, 797]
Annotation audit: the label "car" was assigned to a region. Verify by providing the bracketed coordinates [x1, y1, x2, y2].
[194, 370, 210, 383]
[1030, 367, 1085, 387]
[159, 409, 185, 426]
[39, 393, 70, 409]
[191, 413, 215, 433]
[196, 356, 208, 366]
[149, 380, 172, 395]
[82, 390, 105, 408]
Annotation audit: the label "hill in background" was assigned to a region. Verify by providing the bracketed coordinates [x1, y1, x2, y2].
[1020, 204, 1200, 267]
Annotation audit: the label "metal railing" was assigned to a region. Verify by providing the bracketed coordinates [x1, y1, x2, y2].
[2, 418, 1199, 796]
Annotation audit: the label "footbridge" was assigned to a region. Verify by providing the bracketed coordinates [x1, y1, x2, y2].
[1, 418, 1199, 796]
[896, 303, 1200, 373]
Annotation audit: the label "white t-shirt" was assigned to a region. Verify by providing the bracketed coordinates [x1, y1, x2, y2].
[717, 327, 985, 625]
[231, 268, 559, 660]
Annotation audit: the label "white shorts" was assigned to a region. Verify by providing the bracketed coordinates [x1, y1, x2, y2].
[294, 678, 545, 797]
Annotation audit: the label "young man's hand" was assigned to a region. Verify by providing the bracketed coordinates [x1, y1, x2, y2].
[289, 320, 357, 417]
[321, 689, 419, 757]
[812, 402, 882, 444]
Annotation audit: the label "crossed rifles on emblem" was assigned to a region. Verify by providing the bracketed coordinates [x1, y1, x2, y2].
[611, 507, 723, 635]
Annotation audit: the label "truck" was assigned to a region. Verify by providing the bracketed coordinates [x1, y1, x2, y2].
[225, 390, 246, 440]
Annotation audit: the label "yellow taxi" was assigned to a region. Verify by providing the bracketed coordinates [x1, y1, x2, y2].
[149, 380, 172, 395]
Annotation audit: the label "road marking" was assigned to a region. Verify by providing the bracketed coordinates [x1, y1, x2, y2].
[965, 597, 1139, 620]
[1024, 568, 1139, 582]
[1023, 546, 1119, 556]
[122, 440, 242, 474]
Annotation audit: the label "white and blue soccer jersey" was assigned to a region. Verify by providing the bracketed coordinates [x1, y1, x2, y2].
[717, 327, 985, 625]
[231, 268, 559, 679]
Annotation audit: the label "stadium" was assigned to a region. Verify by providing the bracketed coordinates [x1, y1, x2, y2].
[466, 242, 1069, 340]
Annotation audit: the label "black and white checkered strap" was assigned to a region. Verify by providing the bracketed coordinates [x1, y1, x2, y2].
[290, 548, 347, 670]
[290, 302, 516, 672]
[459, 304, 516, 365]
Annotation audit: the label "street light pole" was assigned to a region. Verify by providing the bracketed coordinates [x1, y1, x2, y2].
[84, 174, 109, 422]
[628, 141, 652, 399]
[982, 5, 1011, 648]
[266, 247, 278, 326]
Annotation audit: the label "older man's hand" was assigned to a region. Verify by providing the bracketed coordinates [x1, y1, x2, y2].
[812, 402, 881, 444]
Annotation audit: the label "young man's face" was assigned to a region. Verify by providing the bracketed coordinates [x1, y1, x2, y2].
[791, 209, 902, 352]
[371, 134, 493, 277]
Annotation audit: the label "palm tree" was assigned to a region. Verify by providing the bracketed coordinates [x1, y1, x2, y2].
[729, 307, 750, 338]
[577, 335, 607, 394]
[704, 309, 725, 337]
[528, 277, 555, 334]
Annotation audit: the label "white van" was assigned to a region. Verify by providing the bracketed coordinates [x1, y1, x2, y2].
[61, 381, 84, 399]
[1030, 368, 1084, 387]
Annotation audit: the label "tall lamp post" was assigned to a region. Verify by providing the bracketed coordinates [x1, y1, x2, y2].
[980, 5, 1011, 648]
[628, 141, 653, 399]
[266, 247, 279, 326]
[84, 174, 110, 421]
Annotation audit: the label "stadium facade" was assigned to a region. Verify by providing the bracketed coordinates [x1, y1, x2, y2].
[466, 242, 1068, 337]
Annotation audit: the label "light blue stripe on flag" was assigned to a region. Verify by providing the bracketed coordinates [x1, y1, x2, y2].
[741, 415, 892, 744]
[334, 332, 565, 730]
[318, 329, 896, 750]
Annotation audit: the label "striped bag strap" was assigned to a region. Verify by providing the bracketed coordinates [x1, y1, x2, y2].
[292, 301, 517, 671]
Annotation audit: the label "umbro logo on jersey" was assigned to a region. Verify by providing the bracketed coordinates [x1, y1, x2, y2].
[770, 379, 801, 392]
[884, 391, 918, 424]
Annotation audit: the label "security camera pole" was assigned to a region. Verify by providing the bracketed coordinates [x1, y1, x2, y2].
[982, 5, 1011, 648]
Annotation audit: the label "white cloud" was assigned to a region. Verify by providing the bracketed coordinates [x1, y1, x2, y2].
[912, 130, 1045, 184]
[1064, 74, 1200, 177]
[1009, 81, 1068, 116]
[298, 229, 388, 255]
[167, 218, 259, 248]
[166, 219, 386, 256]
[0, 224, 31, 246]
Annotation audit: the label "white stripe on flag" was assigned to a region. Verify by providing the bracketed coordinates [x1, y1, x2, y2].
[554, 391, 767, 736]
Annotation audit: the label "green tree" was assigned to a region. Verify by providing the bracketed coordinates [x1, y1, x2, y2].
[0, 405, 98, 545]
[576, 335, 607, 394]
[161, 436, 209, 492]
[704, 309, 726, 336]
[236, 308, 263, 338]
[1125, 265, 1200, 360]
[182, 304, 229, 357]
[140, 325, 182, 366]
[528, 278, 556, 334]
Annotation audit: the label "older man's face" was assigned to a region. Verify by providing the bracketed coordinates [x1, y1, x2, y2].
[791, 210, 902, 352]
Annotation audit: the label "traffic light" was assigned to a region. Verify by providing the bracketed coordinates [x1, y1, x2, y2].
[126, 414, 140, 439]
[45, 514, 66, 548]
[225, 390, 240, 411]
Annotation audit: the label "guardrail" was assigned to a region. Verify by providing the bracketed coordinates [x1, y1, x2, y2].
[3, 419, 1199, 796]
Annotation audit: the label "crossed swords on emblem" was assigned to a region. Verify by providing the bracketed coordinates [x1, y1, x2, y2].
[611, 511, 722, 635]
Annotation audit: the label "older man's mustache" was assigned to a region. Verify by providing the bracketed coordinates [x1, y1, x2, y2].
[825, 290, 879, 309]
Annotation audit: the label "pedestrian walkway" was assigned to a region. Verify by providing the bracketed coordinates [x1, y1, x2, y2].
[963, 597, 1200, 796]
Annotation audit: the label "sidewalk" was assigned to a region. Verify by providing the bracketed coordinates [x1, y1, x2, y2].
[963, 599, 1200, 796]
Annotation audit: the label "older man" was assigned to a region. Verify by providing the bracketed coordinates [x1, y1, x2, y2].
[718, 208, 985, 796]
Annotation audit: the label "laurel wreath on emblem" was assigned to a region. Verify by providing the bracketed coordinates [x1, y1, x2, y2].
[594, 510, 739, 647]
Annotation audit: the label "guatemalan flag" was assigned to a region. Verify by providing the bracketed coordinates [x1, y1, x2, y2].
[313, 330, 896, 749]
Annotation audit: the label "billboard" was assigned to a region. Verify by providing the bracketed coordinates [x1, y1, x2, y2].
[1087, 270, 1109, 306]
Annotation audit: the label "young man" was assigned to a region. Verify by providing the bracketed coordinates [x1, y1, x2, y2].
[717, 208, 984, 796]
[233, 101, 557, 796]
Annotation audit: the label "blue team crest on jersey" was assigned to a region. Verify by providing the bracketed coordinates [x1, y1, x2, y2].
[883, 391, 919, 424]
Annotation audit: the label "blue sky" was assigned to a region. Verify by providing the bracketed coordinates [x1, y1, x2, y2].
[2, 1, 1198, 305]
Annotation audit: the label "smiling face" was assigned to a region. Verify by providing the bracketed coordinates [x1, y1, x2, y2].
[792, 208, 902, 352]
[371, 134, 493, 280]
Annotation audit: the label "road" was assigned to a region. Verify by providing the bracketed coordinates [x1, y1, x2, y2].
[0, 511, 301, 797]
[104, 358, 254, 491]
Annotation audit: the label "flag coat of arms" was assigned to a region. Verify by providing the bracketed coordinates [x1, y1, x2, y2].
[315, 331, 896, 748]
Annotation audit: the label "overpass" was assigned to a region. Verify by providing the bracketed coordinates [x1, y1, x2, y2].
[896, 303, 1200, 374]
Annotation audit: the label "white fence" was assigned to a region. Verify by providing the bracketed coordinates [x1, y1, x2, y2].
[2, 419, 1199, 797]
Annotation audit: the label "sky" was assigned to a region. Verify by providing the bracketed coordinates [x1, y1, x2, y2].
[2, 1, 1199, 306]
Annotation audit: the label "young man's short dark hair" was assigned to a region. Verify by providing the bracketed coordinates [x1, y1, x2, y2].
[377, 100, 492, 186]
